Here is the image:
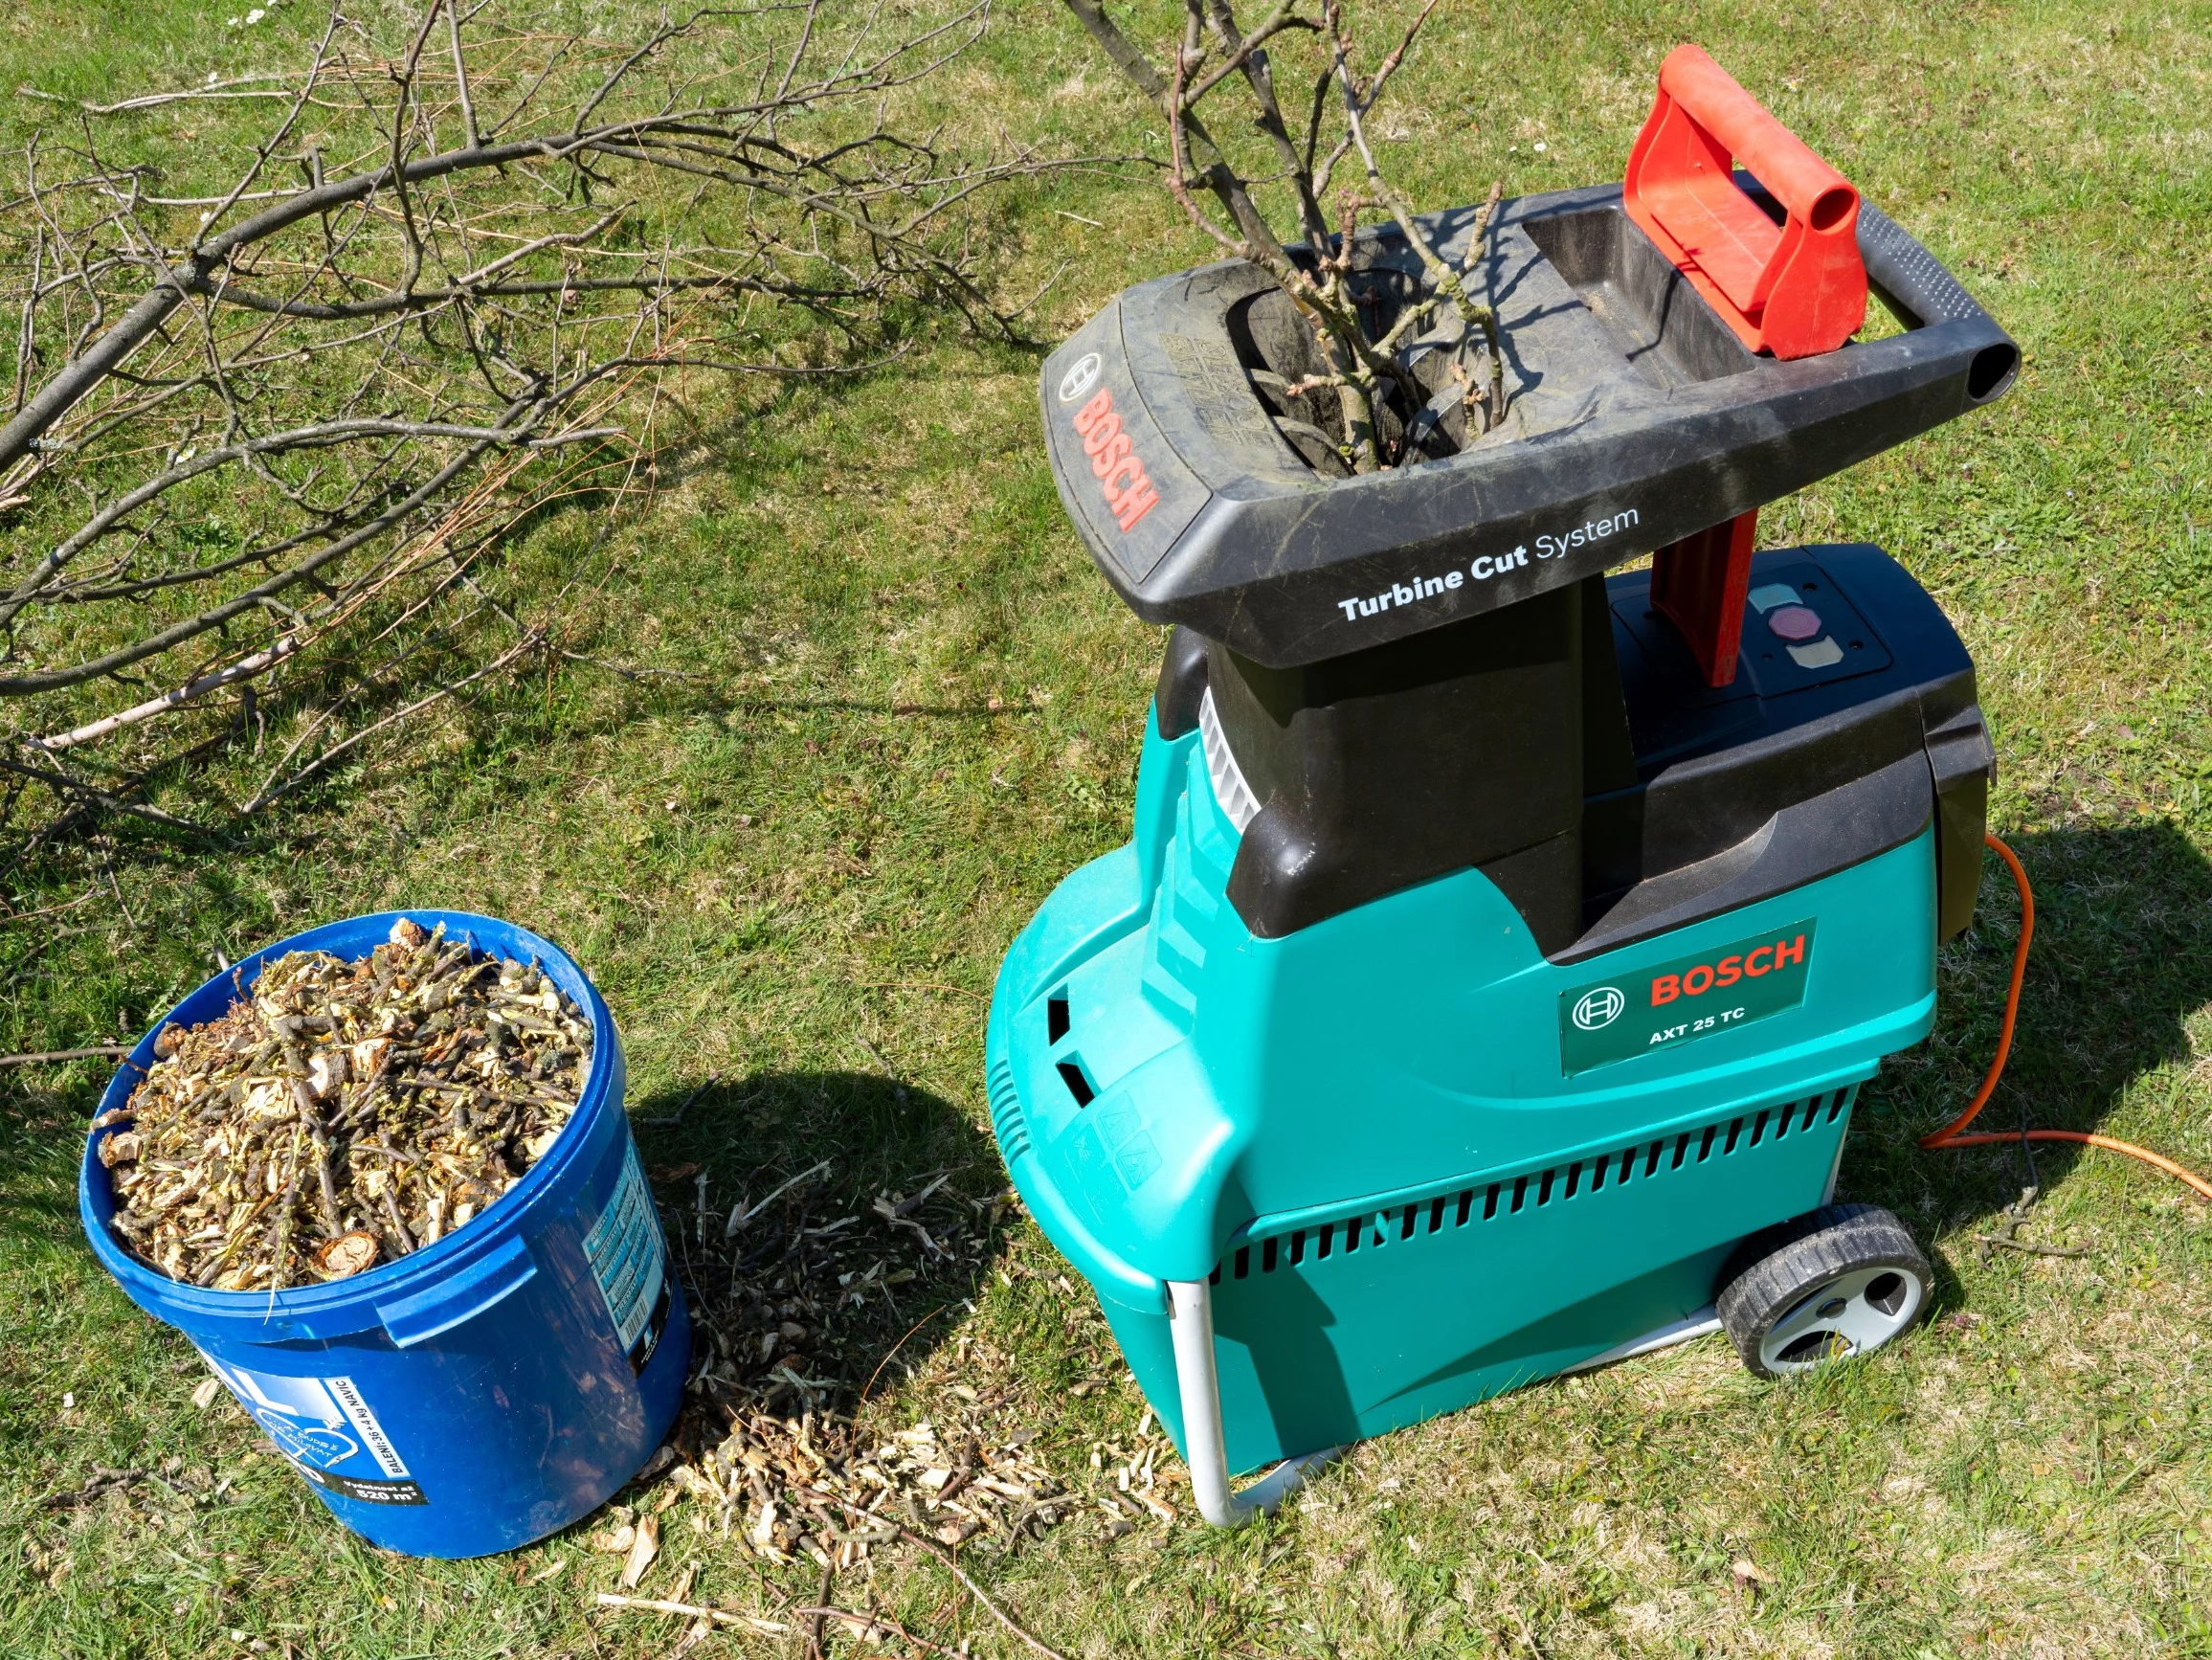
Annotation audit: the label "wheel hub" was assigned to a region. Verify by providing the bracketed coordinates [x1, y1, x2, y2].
[1757, 1264, 1924, 1373]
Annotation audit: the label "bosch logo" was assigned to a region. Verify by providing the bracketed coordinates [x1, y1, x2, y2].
[1057, 352, 1104, 403]
[1572, 987, 1624, 1030]
[1069, 389, 1161, 532]
[1651, 931, 1806, 1006]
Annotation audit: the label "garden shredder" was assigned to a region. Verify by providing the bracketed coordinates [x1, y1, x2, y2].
[985, 47, 2021, 1525]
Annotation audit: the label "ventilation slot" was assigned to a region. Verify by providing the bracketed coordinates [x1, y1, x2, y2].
[1056, 1061, 1095, 1108]
[986, 1057, 1030, 1163]
[1212, 1088, 1860, 1282]
[1197, 687, 1262, 832]
[1046, 995, 1070, 1044]
[1212, 1250, 1256, 1287]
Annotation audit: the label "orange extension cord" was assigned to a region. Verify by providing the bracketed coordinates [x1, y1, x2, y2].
[1919, 832, 2212, 1201]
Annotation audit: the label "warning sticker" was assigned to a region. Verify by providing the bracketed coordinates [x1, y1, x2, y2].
[583, 1143, 670, 1372]
[1558, 920, 1817, 1076]
[199, 1355, 427, 1506]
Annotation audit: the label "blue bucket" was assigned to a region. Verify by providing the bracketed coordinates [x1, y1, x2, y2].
[78, 910, 691, 1559]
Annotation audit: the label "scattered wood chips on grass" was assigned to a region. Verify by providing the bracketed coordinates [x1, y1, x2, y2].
[659, 1405, 1071, 1565]
[635, 1162, 1097, 1570]
[577, 1155, 1209, 1659]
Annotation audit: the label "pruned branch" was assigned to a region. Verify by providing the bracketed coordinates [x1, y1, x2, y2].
[239, 628, 545, 815]
[31, 636, 301, 751]
[0, 0, 1093, 880]
[0, 752, 238, 843]
[1325, 0, 1505, 419]
[1062, 0, 1508, 476]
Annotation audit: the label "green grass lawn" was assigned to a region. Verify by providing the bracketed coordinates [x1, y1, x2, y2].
[6, 0, 2212, 1654]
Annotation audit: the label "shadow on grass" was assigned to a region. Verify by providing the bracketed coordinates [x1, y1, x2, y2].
[1848, 818, 2212, 1258]
[0, 1071, 112, 1259]
[2, 1062, 1010, 1405]
[626, 1066, 1007, 1417]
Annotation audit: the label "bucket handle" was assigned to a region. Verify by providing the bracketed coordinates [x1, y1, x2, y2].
[376, 1234, 538, 1349]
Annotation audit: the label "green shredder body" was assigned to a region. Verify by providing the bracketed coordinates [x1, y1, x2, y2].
[988, 170, 2016, 1514]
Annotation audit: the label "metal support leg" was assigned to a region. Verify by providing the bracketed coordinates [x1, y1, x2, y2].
[1166, 1278, 1343, 1528]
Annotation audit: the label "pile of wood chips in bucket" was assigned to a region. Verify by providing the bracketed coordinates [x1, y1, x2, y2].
[99, 918, 590, 1290]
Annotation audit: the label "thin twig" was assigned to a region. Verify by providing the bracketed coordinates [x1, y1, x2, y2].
[804, 1554, 836, 1660]
[592, 1592, 789, 1635]
[792, 1607, 964, 1659]
[15, 81, 302, 116]
[30, 638, 301, 751]
[726, 1158, 830, 1238]
[822, 1500, 1074, 1660]
[1973, 1233, 2089, 1259]
[0, 754, 235, 843]
[0, 1043, 130, 1067]
[240, 629, 543, 814]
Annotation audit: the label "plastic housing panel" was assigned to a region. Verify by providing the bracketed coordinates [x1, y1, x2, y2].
[1038, 186, 2016, 669]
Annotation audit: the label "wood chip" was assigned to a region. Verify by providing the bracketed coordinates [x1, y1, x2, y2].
[314, 1230, 380, 1278]
[618, 1514, 660, 1588]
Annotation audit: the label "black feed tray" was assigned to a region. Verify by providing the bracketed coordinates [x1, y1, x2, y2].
[1039, 182, 2017, 669]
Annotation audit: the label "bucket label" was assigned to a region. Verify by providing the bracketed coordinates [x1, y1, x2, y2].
[1558, 920, 1817, 1076]
[199, 1354, 427, 1506]
[583, 1143, 670, 1373]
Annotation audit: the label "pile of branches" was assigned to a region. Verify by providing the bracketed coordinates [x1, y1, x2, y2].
[1065, 0, 1508, 474]
[0, 0, 1068, 884]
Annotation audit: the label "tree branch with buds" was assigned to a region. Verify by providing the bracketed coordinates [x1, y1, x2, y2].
[0, 0, 1092, 882]
[1061, 0, 1506, 475]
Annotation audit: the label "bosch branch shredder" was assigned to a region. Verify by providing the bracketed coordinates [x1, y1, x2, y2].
[986, 48, 2018, 1524]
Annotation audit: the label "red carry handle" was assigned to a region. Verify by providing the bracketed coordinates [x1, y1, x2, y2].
[1623, 45, 1866, 359]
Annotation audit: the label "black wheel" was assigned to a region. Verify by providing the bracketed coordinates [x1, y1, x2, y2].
[1717, 1203, 1932, 1380]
